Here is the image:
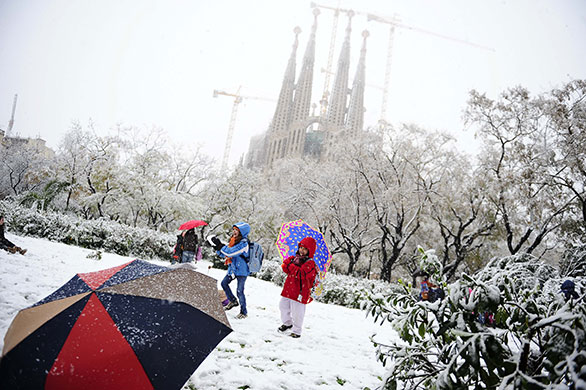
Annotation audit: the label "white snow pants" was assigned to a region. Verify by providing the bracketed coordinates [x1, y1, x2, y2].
[279, 296, 307, 336]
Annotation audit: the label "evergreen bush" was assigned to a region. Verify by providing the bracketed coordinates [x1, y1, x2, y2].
[253, 258, 395, 308]
[365, 249, 586, 389]
[0, 201, 174, 260]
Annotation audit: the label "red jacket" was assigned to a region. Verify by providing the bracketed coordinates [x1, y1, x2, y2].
[281, 255, 317, 304]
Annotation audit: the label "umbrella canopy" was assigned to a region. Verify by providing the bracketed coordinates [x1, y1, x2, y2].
[178, 220, 208, 230]
[275, 219, 332, 281]
[0, 260, 231, 390]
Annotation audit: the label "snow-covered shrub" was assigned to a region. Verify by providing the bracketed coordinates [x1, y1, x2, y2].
[254, 258, 286, 286]
[417, 246, 444, 279]
[318, 272, 397, 308]
[1, 201, 174, 260]
[559, 244, 586, 278]
[366, 249, 586, 389]
[251, 257, 395, 308]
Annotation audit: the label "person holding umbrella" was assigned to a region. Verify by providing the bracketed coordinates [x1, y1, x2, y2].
[278, 236, 318, 338]
[180, 228, 198, 264]
[210, 222, 251, 319]
[177, 220, 207, 264]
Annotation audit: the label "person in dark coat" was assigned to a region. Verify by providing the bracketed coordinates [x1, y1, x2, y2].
[180, 228, 198, 263]
[0, 215, 26, 255]
[278, 236, 318, 338]
[420, 273, 438, 301]
[561, 280, 579, 301]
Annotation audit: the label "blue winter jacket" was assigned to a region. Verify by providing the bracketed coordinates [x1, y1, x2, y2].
[217, 222, 251, 277]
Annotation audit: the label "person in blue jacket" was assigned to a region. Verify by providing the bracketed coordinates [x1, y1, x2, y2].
[211, 222, 250, 319]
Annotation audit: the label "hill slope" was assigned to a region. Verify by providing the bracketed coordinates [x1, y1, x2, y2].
[0, 234, 396, 389]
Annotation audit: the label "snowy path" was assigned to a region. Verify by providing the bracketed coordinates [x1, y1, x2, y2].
[0, 234, 396, 390]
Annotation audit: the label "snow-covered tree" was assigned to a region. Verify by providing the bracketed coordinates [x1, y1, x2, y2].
[56, 122, 94, 211]
[326, 132, 380, 276]
[366, 249, 586, 389]
[198, 167, 285, 256]
[19, 179, 69, 211]
[465, 86, 575, 257]
[559, 244, 586, 278]
[55, 123, 213, 230]
[538, 80, 586, 245]
[0, 138, 54, 198]
[427, 151, 496, 281]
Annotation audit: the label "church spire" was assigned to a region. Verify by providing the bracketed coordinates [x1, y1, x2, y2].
[291, 8, 319, 123]
[265, 27, 301, 165]
[268, 26, 301, 135]
[326, 11, 353, 129]
[345, 30, 369, 134]
[287, 8, 319, 156]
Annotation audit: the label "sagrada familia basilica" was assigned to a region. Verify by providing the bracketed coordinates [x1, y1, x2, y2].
[244, 8, 369, 169]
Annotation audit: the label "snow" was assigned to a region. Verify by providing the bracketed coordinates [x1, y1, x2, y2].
[0, 233, 398, 389]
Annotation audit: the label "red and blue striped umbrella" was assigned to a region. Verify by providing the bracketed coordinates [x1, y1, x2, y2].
[0, 260, 231, 390]
[275, 219, 332, 275]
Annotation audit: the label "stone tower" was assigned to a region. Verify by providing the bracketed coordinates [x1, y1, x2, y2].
[264, 26, 301, 166]
[246, 10, 368, 169]
[345, 30, 369, 134]
[286, 8, 319, 158]
[324, 12, 353, 131]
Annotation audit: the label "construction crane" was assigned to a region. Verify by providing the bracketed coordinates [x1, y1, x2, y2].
[311, 3, 494, 127]
[311, 2, 354, 119]
[6, 94, 18, 137]
[213, 88, 275, 171]
[365, 12, 495, 127]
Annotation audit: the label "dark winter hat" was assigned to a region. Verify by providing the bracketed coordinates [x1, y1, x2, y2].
[233, 222, 250, 238]
[561, 280, 575, 291]
[299, 237, 317, 258]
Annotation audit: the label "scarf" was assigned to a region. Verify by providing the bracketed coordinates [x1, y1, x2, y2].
[224, 235, 240, 265]
[292, 253, 308, 266]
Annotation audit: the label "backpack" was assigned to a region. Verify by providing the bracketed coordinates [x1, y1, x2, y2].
[247, 241, 264, 273]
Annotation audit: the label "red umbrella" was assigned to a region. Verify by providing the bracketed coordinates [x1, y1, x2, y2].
[178, 220, 208, 230]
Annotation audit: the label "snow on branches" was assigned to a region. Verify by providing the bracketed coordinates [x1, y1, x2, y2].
[365, 249, 586, 389]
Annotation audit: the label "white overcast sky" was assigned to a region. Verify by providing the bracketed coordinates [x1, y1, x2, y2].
[1, 0, 585, 167]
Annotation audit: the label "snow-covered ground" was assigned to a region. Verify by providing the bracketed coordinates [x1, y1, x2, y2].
[0, 234, 397, 390]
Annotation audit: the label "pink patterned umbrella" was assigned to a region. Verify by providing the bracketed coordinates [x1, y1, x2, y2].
[275, 219, 332, 277]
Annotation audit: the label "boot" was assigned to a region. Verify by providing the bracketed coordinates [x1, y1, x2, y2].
[7, 247, 17, 254]
[278, 324, 293, 332]
[17, 247, 27, 255]
[224, 300, 239, 311]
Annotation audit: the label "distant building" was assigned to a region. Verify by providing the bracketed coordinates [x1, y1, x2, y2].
[0, 129, 55, 159]
[1, 93, 55, 158]
[244, 10, 369, 169]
